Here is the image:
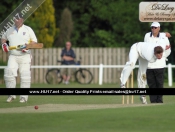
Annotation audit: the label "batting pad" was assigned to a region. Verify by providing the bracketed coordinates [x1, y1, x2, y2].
[20, 71, 31, 88]
[4, 68, 16, 88]
[20, 71, 31, 101]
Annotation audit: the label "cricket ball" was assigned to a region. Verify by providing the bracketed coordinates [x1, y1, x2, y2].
[34, 105, 38, 110]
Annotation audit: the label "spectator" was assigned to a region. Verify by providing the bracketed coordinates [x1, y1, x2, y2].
[60, 41, 76, 84]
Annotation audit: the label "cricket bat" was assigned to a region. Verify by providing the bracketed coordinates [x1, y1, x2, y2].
[9, 43, 43, 50]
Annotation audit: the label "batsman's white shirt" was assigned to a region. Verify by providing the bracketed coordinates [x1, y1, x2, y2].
[144, 32, 171, 69]
[2, 24, 37, 55]
[136, 41, 167, 63]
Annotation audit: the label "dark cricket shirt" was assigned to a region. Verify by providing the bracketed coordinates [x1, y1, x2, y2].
[61, 48, 76, 65]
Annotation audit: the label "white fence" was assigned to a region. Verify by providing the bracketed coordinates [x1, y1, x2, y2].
[0, 63, 174, 86]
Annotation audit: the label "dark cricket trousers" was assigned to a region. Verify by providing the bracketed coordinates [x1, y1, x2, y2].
[146, 68, 164, 103]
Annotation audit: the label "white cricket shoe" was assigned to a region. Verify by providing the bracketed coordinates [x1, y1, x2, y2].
[65, 81, 69, 85]
[120, 84, 126, 88]
[6, 95, 16, 103]
[140, 95, 147, 104]
[63, 80, 66, 84]
[19, 97, 27, 103]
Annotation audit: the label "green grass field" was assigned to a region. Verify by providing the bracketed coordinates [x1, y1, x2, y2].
[0, 83, 175, 132]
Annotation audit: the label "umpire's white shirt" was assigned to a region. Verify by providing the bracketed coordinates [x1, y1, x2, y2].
[144, 32, 171, 69]
[2, 24, 37, 56]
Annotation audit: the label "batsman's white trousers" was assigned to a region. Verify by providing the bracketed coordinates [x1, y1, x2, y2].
[120, 43, 148, 88]
[4, 54, 32, 101]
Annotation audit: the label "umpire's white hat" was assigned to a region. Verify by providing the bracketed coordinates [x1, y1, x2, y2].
[150, 22, 160, 27]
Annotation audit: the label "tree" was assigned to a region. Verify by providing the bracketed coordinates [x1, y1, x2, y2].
[25, 0, 57, 48]
[0, 0, 22, 22]
[55, 7, 73, 47]
[0, 0, 57, 48]
[53, 0, 145, 47]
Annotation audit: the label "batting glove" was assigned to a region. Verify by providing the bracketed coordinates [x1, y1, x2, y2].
[2, 43, 9, 52]
[22, 49, 30, 53]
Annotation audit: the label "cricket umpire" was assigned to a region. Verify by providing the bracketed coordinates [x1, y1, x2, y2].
[144, 22, 171, 103]
[1, 16, 37, 103]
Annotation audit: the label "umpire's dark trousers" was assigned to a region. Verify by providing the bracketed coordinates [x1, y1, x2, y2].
[146, 68, 164, 103]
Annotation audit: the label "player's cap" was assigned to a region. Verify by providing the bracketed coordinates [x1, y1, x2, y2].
[150, 22, 160, 27]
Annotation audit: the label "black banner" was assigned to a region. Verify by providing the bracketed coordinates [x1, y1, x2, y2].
[0, 88, 175, 95]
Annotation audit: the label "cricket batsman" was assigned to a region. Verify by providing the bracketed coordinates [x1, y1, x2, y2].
[120, 40, 171, 104]
[1, 16, 37, 103]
